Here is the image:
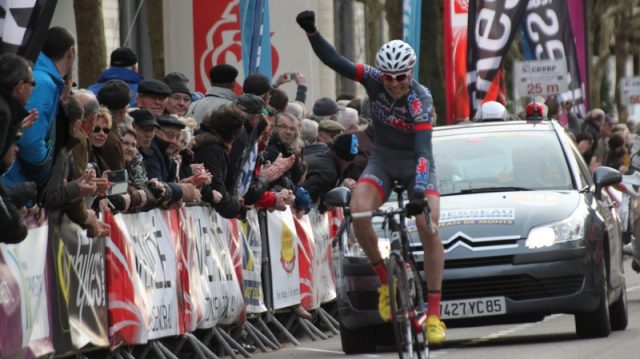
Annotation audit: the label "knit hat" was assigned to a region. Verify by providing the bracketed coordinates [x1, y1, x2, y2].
[110, 47, 137, 67]
[209, 64, 238, 84]
[235, 94, 265, 115]
[313, 97, 343, 117]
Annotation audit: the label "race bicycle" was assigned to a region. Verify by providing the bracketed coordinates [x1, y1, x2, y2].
[324, 183, 430, 359]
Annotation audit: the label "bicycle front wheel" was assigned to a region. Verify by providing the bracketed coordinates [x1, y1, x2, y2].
[388, 254, 429, 359]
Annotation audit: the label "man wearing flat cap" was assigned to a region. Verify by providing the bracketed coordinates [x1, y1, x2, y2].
[317, 119, 345, 144]
[188, 63, 239, 125]
[136, 110, 200, 206]
[88, 47, 143, 107]
[163, 71, 192, 116]
[136, 79, 171, 117]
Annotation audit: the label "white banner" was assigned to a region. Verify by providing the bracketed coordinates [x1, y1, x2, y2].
[208, 210, 244, 325]
[266, 207, 301, 310]
[620, 76, 640, 105]
[241, 210, 267, 314]
[121, 210, 179, 340]
[0, 225, 53, 354]
[515, 59, 569, 98]
[308, 208, 337, 304]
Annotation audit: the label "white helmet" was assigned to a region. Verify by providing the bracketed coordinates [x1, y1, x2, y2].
[474, 101, 509, 122]
[375, 40, 417, 73]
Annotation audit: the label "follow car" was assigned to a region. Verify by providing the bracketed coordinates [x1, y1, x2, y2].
[330, 119, 628, 354]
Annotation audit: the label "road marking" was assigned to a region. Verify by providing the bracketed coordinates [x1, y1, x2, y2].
[296, 346, 380, 357]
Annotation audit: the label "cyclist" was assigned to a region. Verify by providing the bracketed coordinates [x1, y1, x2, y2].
[296, 11, 446, 344]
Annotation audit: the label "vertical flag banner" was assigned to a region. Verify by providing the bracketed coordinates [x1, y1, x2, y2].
[239, 0, 273, 79]
[193, 0, 244, 94]
[0, 0, 58, 61]
[403, 0, 422, 79]
[466, 0, 528, 116]
[519, 0, 588, 114]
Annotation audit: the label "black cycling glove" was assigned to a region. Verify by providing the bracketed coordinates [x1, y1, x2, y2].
[405, 192, 428, 217]
[296, 10, 317, 34]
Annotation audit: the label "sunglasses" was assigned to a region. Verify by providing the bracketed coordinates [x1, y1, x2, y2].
[93, 126, 110, 134]
[381, 72, 410, 82]
[23, 79, 36, 87]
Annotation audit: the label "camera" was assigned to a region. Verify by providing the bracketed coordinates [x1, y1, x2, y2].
[107, 169, 129, 195]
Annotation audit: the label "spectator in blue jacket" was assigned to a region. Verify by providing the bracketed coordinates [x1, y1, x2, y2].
[4, 26, 76, 188]
[88, 47, 143, 107]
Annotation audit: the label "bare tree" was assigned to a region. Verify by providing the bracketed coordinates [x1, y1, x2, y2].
[73, 0, 107, 88]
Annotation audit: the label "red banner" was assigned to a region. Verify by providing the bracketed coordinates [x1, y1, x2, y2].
[293, 214, 314, 310]
[105, 212, 148, 345]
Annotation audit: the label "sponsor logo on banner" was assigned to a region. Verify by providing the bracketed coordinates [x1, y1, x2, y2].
[280, 219, 297, 274]
[193, 0, 279, 93]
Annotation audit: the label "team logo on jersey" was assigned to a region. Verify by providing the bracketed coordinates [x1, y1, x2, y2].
[416, 157, 429, 184]
[408, 93, 423, 117]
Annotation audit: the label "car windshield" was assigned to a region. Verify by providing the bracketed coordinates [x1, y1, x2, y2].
[434, 130, 573, 195]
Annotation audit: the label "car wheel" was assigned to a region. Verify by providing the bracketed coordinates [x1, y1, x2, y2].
[609, 282, 629, 331]
[340, 324, 377, 354]
[574, 262, 611, 338]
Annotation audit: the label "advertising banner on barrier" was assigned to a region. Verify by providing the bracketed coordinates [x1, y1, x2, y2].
[309, 209, 337, 304]
[184, 206, 244, 328]
[163, 209, 192, 335]
[106, 213, 149, 345]
[241, 210, 267, 314]
[266, 207, 301, 310]
[0, 225, 54, 359]
[293, 213, 316, 310]
[179, 207, 205, 332]
[50, 214, 108, 354]
[225, 216, 246, 325]
[120, 210, 180, 340]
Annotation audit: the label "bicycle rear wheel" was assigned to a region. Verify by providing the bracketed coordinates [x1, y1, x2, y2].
[388, 254, 429, 359]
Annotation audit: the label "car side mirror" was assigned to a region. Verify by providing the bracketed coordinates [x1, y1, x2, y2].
[323, 186, 351, 208]
[593, 166, 622, 201]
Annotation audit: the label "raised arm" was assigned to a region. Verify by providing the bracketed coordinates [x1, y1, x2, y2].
[296, 11, 358, 80]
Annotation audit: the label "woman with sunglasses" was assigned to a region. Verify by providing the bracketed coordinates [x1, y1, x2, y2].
[296, 10, 446, 345]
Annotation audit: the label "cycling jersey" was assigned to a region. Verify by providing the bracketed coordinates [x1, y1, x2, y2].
[308, 33, 438, 198]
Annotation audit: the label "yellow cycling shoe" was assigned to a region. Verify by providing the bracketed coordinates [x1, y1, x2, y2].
[426, 315, 446, 345]
[378, 284, 391, 321]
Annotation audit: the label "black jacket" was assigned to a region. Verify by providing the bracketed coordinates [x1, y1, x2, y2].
[141, 137, 182, 205]
[193, 130, 246, 219]
[303, 149, 343, 203]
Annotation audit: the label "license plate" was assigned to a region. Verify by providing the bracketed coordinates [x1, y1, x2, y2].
[441, 297, 506, 319]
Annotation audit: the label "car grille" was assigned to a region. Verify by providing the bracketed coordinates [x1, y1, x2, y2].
[443, 256, 513, 269]
[442, 274, 585, 301]
[346, 274, 584, 311]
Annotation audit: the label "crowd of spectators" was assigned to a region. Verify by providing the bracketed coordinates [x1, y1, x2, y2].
[0, 26, 375, 247]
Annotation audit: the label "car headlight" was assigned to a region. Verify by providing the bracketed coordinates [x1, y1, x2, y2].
[525, 205, 588, 249]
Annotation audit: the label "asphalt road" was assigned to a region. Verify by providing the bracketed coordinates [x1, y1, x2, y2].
[249, 259, 640, 359]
